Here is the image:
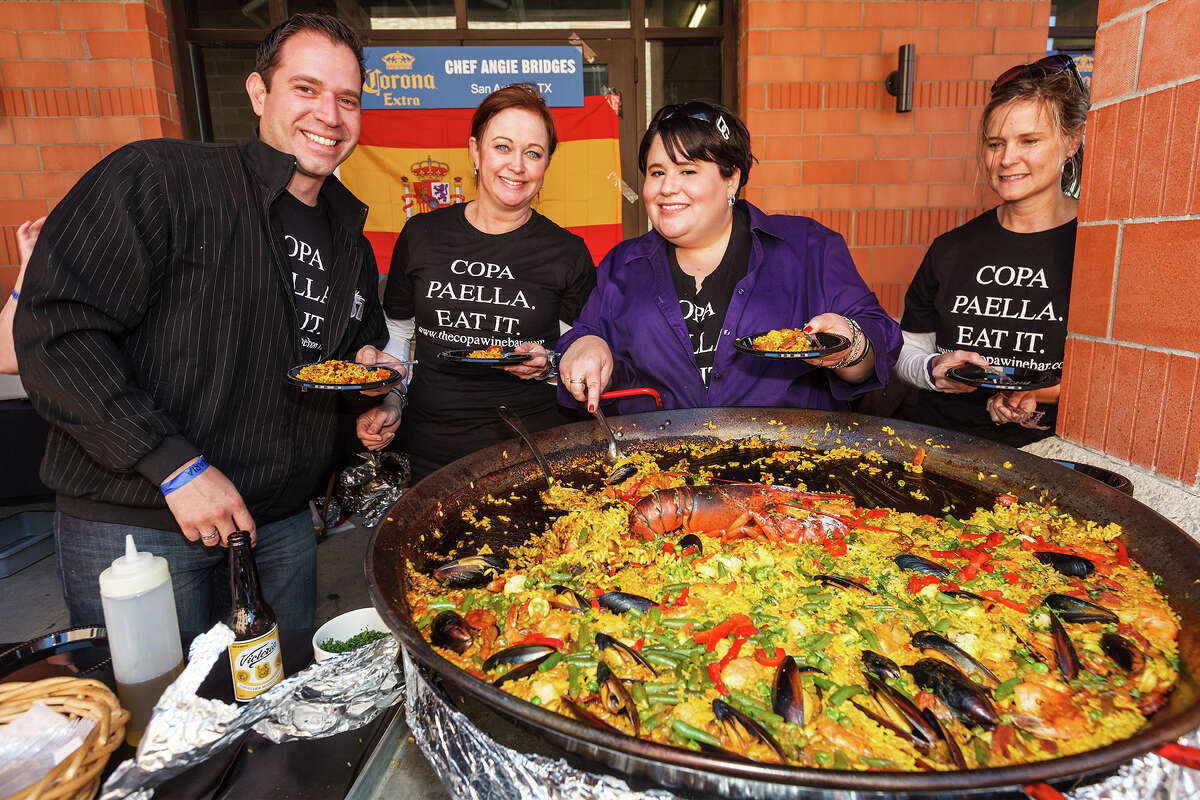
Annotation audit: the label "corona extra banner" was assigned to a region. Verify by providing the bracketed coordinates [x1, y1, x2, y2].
[361, 45, 585, 109]
[340, 95, 623, 273]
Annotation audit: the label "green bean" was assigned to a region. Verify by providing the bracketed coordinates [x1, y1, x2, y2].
[807, 593, 834, 604]
[660, 618, 699, 629]
[427, 599, 457, 611]
[671, 720, 721, 747]
[859, 629, 881, 651]
[828, 685, 867, 706]
[647, 691, 680, 705]
[1031, 661, 1049, 674]
[460, 594, 475, 613]
[728, 689, 770, 713]
[642, 651, 684, 669]
[833, 751, 849, 770]
[807, 632, 835, 651]
[537, 651, 564, 672]
[944, 514, 965, 528]
[862, 756, 893, 768]
[661, 582, 689, 595]
[563, 653, 597, 666]
[630, 681, 648, 706]
[993, 677, 1021, 700]
[844, 608, 865, 627]
[547, 572, 574, 583]
[973, 738, 990, 765]
[932, 618, 953, 633]
[641, 711, 664, 730]
[568, 664, 582, 696]
[576, 527, 589, 546]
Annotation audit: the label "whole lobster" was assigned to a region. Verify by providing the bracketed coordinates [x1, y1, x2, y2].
[628, 483, 848, 544]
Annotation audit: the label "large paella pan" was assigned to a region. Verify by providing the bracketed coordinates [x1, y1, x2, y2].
[368, 408, 1200, 797]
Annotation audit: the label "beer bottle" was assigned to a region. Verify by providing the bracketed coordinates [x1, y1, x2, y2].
[226, 532, 284, 701]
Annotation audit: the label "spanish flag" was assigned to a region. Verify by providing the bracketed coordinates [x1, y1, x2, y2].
[339, 95, 623, 272]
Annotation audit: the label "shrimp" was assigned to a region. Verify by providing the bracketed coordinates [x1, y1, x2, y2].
[1124, 603, 1178, 647]
[719, 657, 767, 693]
[1009, 681, 1089, 740]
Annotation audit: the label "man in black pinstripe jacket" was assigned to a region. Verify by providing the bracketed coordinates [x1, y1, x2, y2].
[13, 14, 391, 632]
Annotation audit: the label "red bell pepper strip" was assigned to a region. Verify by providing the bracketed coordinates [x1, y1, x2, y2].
[693, 620, 735, 650]
[1112, 539, 1130, 567]
[865, 508, 891, 519]
[707, 661, 728, 695]
[633, 637, 644, 652]
[997, 493, 1018, 506]
[681, 545, 698, 557]
[908, 575, 940, 594]
[753, 647, 787, 667]
[980, 590, 1028, 613]
[515, 635, 564, 649]
[913, 447, 927, 467]
[731, 622, 759, 639]
[662, 542, 675, 554]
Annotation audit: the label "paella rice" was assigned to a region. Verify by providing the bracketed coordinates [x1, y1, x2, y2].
[295, 359, 383, 384]
[751, 328, 817, 352]
[407, 444, 1179, 772]
[467, 345, 507, 359]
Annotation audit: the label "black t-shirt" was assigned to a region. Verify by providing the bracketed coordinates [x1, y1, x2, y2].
[667, 205, 751, 386]
[900, 208, 1076, 445]
[383, 204, 596, 478]
[276, 192, 333, 359]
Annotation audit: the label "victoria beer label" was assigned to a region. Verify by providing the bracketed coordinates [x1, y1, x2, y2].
[226, 532, 284, 701]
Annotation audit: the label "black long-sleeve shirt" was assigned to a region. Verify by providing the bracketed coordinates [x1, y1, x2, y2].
[14, 135, 387, 530]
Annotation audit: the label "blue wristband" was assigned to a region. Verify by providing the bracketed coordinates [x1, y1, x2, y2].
[161, 456, 209, 496]
[926, 356, 936, 381]
[8, 290, 16, 302]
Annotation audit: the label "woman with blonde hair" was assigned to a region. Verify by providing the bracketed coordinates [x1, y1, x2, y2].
[893, 55, 1090, 444]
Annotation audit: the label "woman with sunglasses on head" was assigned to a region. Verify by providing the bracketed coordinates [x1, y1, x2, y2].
[365, 84, 595, 481]
[556, 101, 900, 414]
[893, 55, 1089, 445]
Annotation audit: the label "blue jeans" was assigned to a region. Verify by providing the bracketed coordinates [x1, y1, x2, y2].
[55, 509, 317, 633]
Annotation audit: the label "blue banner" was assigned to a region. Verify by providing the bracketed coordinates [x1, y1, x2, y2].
[361, 46, 584, 110]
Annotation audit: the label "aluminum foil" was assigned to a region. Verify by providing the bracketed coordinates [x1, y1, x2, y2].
[403, 648, 1200, 800]
[339, 451, 410, 528]
[98, 623, 403, 800]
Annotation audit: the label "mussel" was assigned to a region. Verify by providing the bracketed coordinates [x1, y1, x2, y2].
[894, 553, 951, 577]
[596, 661, 640, 735]
[911, 631, 1000, 688]
[559, 696, 622, 734]
[1044, 593, 1119, 624]
[712, 698, 786, 761]
[1047, 612, 1080, 682]
[850, 673, 938, 753]
[938, 588, 987, 602]
[905, 658, 999, 730]
[603, 462, 638, 486]
[597, 591, 657, 614]
[677, 533, 704, 554]
[481, 643, 556, 686]
[772, 656, 824, 727]
[595, 632, 658, 676]
[815, 574, 875, 594]
[549, 585, 590, 614]
[861, 650, 901, 681]
[432, 553, 508, 588]
[1100, 632, 1145, 674]
[1035, 551, 1095, 578]
[430, 610, 472, 654]
[920, 707, 967, 769]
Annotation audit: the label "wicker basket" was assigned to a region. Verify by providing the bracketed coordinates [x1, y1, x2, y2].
[0, 677, 128, 800]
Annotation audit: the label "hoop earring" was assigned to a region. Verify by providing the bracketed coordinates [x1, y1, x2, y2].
[728, 196, 735, 208]
[1062, 158, 1076, 188]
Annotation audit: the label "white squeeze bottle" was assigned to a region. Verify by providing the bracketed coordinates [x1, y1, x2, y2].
[99, 535, 185, 746]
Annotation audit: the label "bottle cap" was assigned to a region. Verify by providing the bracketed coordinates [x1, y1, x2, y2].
[98, 535, 171, 599]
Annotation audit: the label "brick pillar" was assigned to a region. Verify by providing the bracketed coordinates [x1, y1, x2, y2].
[739, 0, 1049, 316]
[1058, 0, 1200, 487]
[0, 0, 180, 291]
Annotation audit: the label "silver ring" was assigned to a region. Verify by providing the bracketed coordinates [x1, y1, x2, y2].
[201, 531, 218, 541]
[567, 377, 587, 384]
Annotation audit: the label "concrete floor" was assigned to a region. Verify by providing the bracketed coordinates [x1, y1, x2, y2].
[0, 517, 376, 645]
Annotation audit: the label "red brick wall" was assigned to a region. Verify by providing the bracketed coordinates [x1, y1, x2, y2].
[0, 0, 179, 293]
[739, 0, 1050, 316]
[1058, 0, 1200, 487]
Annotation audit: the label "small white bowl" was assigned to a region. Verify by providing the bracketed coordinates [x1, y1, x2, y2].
[312, 607, 389, 662]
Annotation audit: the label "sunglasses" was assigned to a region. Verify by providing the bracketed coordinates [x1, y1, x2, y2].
[991, 53, 1086, 95]
[654, 101, 731, 141]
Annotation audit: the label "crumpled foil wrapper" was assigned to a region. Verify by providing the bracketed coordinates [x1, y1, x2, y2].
[403, 647, 1200, 800]
[338, 451, 410, 528]
[97, 623, 403, 800]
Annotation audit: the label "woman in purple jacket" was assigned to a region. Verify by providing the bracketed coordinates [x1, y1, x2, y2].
[557, 101, 901, 414]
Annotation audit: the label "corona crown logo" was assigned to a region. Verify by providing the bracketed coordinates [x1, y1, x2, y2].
[382, 51, 415, 70]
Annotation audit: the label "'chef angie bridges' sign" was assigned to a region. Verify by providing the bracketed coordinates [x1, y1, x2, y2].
[361, 46, 584, 110]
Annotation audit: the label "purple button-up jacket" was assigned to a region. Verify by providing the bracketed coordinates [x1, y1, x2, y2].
[557, 201, 901, 414]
